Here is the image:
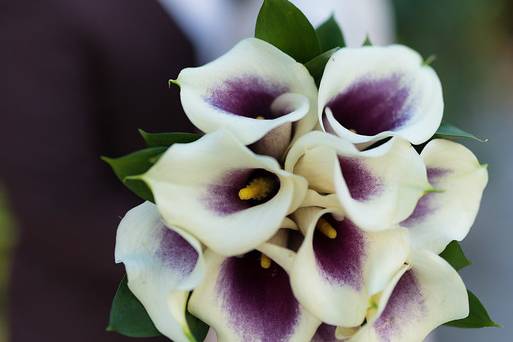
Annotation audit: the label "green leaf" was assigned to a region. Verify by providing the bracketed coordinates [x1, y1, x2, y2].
[255, 0, 320, 63]
[445, 290, 500, 328]
[435, 122, 488, 142]
[185, 308, 209, 342]
[362, 35, 373, 46]
[304, 48, 340, 85]
[102, 147, 167, 202]
[139, 130, 201, 147]
[316, 15, 345, 52]
[439, 241, 471, 271]
[107, 275, 161, 337]
[108, 276, 210, 341]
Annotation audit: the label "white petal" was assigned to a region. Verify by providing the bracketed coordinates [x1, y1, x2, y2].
[401, 139, 489, 253]
[177, 38, 318, 150]
[188, 248, 320, 342]
[115, 202, 204, 342]
[290, 207, 409, 326]
[300, 190, 341, 211]
[349, 251, 468, 342]
[318, 45, 443, 145]
[286, 131, 430, 230]
[142, 130, 307, 256]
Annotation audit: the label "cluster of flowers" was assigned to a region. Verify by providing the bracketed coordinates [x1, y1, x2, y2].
[115, 38, 488, 342]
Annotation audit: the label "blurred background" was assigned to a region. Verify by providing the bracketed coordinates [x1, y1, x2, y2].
[0, 0, 511, 341]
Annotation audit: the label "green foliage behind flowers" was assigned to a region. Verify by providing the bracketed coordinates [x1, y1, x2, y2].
[435, 123, 488, 142]
[102, 131, 201, 202]
[440, 241, 472, 271]
[446, 290, 500, 329]
[107, 275, 161, 338]
[255, 0, 347, 82]
[108, 275, 210, 341]
[315, 15, 345, 53]
[440, 241, 499, 328]
[255, 0, 320, 63]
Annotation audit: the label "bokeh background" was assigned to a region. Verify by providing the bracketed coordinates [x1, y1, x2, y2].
[0, 0, 511, 341]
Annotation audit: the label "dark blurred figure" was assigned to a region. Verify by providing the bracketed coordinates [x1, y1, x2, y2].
[0, 0, 195, 340]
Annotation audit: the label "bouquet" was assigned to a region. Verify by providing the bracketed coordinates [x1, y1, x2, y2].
[104, 1, 497, 341]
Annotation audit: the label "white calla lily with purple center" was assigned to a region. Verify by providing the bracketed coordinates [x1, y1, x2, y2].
[286, 131, 431, 230]
[318, 45, 443, 145]
[176, 38, 318, 159]
[189, 240, 321, 342]
[400, 139, 489, 253]
[326, 250, 469, 342]
[141, 130, 308, 256]
[289, 207, 409, 327]
[115, 202, 205, 342]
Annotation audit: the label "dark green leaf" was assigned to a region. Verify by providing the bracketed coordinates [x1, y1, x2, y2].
[435, 122, 488, 142]
[316, 15, 345, 52]
[439, 241, 471, 271]
[102, 147, 167, 202]
[255, 0, 320, 62]
[108, 276, 210, 341]
[107, 275, 161, 337]
[304, 48, 340, 85]
[186, 308, 209, 342]
[445, 290, 500, 328]
[139, 130, 201, 147]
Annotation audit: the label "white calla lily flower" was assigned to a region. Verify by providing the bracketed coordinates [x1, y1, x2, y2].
[318, 45, 443, 145]
[176, 38, 318, 158]
[142, 130, 307, 256]
[335, 250, 469, 342]
[290, 207, 409, 327]
[401, 139, 488, 253]
[115, 202, 205, 342]
[189, 242, 320, 342]
[286, 131, 431, 230]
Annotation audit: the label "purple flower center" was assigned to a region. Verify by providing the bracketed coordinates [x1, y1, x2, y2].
[339, 157, 383, 201]
[373, 271, 426, 341]
[208, 76, 288, 119]
[204, 168, 280, 216]
[326, 75, 412, 136]
[217, 251, 300, 341]
[158, 227, 198, 278]
[312, 324, 339, 342]
[401, 167, 451, 226]
[313, 214, 366, 290]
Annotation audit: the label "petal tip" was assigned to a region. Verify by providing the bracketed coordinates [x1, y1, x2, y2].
[169, 79, 180, 88]
[423, 186, 444, 195]
[423, 54, 437, 66]
[124, 174, 144, 182]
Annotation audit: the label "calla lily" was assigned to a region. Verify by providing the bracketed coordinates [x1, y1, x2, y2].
[401, 139, 488, 253]
[176, 38, 318, 158]
[188, 241, 320, 342]
[289, 207, 409, 327]
[115, 202, 205, 342]
[141, 130, 307, 256]
[332, 250, 469, 342]
[318, 45, 443, 145]
[286, 131, 431, 231]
